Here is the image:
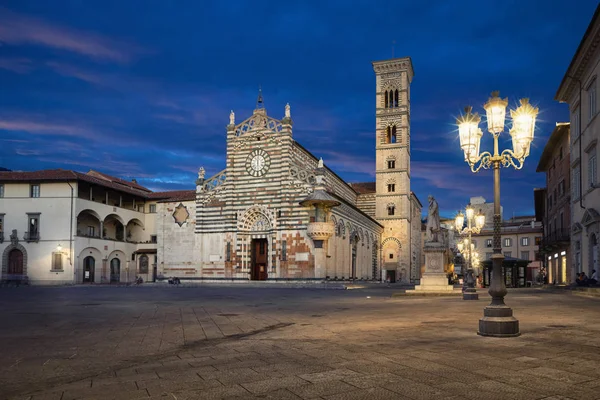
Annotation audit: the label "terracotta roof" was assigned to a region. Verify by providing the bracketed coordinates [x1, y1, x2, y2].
[536, 123, 570, 172]
[349, 181, 376, 194]
[0, 168, 193, 200]
[149, 190, 196, 202]
[86, 170, 151, 192]
[0, 168, 78, 181]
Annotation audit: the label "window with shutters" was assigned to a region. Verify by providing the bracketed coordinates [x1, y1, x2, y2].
[51, 252, 63, 271]
[588, 148, 597, 188]
[573, 166, 581, 199]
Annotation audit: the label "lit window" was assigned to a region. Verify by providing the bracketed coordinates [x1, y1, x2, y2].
[503, 238, 512, 247]
[521, 237, 529, 246]
[486, 239, 492, 247]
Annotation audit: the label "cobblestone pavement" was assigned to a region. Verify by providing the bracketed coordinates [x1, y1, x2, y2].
[1, 285, 600, 400]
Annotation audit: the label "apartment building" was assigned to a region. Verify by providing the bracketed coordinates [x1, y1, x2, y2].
[536, 123, 572, 283]
[555, 4, 600, 279]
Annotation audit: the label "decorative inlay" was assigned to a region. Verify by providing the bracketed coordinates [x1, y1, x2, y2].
[173, 203, 190, 227]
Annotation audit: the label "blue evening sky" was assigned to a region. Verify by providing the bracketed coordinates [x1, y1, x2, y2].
[0, 0, 597, 218]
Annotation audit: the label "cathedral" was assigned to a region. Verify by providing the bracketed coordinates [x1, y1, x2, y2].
[0, 57, 422, 286]
[157, 57, 422, 283]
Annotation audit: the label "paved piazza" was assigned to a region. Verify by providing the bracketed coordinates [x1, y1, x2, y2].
[1, 286, 600, 400]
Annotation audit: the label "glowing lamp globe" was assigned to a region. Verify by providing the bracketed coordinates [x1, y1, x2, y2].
[456, 107, 483, 162]
[483, 91, 509, 134]
[455, 211, 465, 231]
[510, 98, 539, 159]
[466, 206, 474, 220]
[475, 210, 485, 230]
[457, 242, 464, 252]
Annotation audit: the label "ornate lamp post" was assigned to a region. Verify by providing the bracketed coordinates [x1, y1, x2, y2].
[456, 91, 538, 337]
[455, 206, 485, 300]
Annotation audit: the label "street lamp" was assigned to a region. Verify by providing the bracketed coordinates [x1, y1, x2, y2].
[455, 207, 485, 300]
[456, 91, 538, 337]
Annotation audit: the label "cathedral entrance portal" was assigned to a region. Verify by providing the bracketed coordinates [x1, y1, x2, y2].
[251, 239, 268, 280]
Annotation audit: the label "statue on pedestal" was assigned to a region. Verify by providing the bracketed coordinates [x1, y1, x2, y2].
[426, 195, 440, 243]
[229, 110, 235, 125]
[285, 103, 291, 119]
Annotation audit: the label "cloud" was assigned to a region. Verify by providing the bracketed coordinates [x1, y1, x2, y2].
[0, 57, 33, 74]
[0, 7, 146, 63]
[0, 119, 94, 139]
[45, 61, 108, 86]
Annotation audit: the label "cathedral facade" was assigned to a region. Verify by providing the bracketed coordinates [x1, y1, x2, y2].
[157, 57, 422, 282]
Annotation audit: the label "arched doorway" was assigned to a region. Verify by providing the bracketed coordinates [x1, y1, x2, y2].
[110, 258, 121, 282]
[8, 249, 24, 276]
[83, 256, 95, 283]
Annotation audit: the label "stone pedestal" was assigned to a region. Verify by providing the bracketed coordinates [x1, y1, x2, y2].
[307, 222, 334, 279]
[408, 242, 454, 293]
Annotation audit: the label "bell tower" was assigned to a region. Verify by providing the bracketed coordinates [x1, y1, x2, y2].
[372, 57, 414, 281]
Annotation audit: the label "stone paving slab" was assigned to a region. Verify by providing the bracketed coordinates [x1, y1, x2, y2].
[2, 286, 600, 400]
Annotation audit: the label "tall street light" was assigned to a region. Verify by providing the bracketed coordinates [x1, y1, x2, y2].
[456, 91, 538, 337]
[455, 206, 485, 300]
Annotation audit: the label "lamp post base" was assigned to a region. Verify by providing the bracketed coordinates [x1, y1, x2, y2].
[478, 305, 520, 337]
[463, 287, 478, 300]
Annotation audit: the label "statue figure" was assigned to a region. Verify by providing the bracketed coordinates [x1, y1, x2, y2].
[317, 157, 324, 169]
[10, 229, 18, 245]
[285, 103, 291, 119]
[229, 110, 235, 125]
[426, 195, 440, 243]
[198, 167, 205, 180]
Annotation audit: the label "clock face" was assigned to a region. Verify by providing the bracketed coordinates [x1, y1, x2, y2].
[245, 149, 271, 177]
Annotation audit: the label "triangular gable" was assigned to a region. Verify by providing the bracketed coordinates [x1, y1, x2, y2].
[581, 208, 600, 227]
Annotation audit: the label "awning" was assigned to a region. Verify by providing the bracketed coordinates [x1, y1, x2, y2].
[134, 249, 157, 254]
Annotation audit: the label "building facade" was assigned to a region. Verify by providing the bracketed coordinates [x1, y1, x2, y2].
[469, 216, 543, 282]
[536, 123, 572, 284]
[555, 4, 600, 280]
[0, 169, 186, 285]
[0, 57, 423, 284]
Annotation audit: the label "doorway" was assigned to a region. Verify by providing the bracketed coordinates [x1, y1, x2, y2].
[386, 270, 396, 283]
[251, 239, 268, 280]
[8, 249, 24, 276]
[110, 258, 121, 282]
[83, 256, 95, 283]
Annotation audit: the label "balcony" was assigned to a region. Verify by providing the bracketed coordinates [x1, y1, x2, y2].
[24, 231, 40, 243]
[542, 229, 570, 250]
